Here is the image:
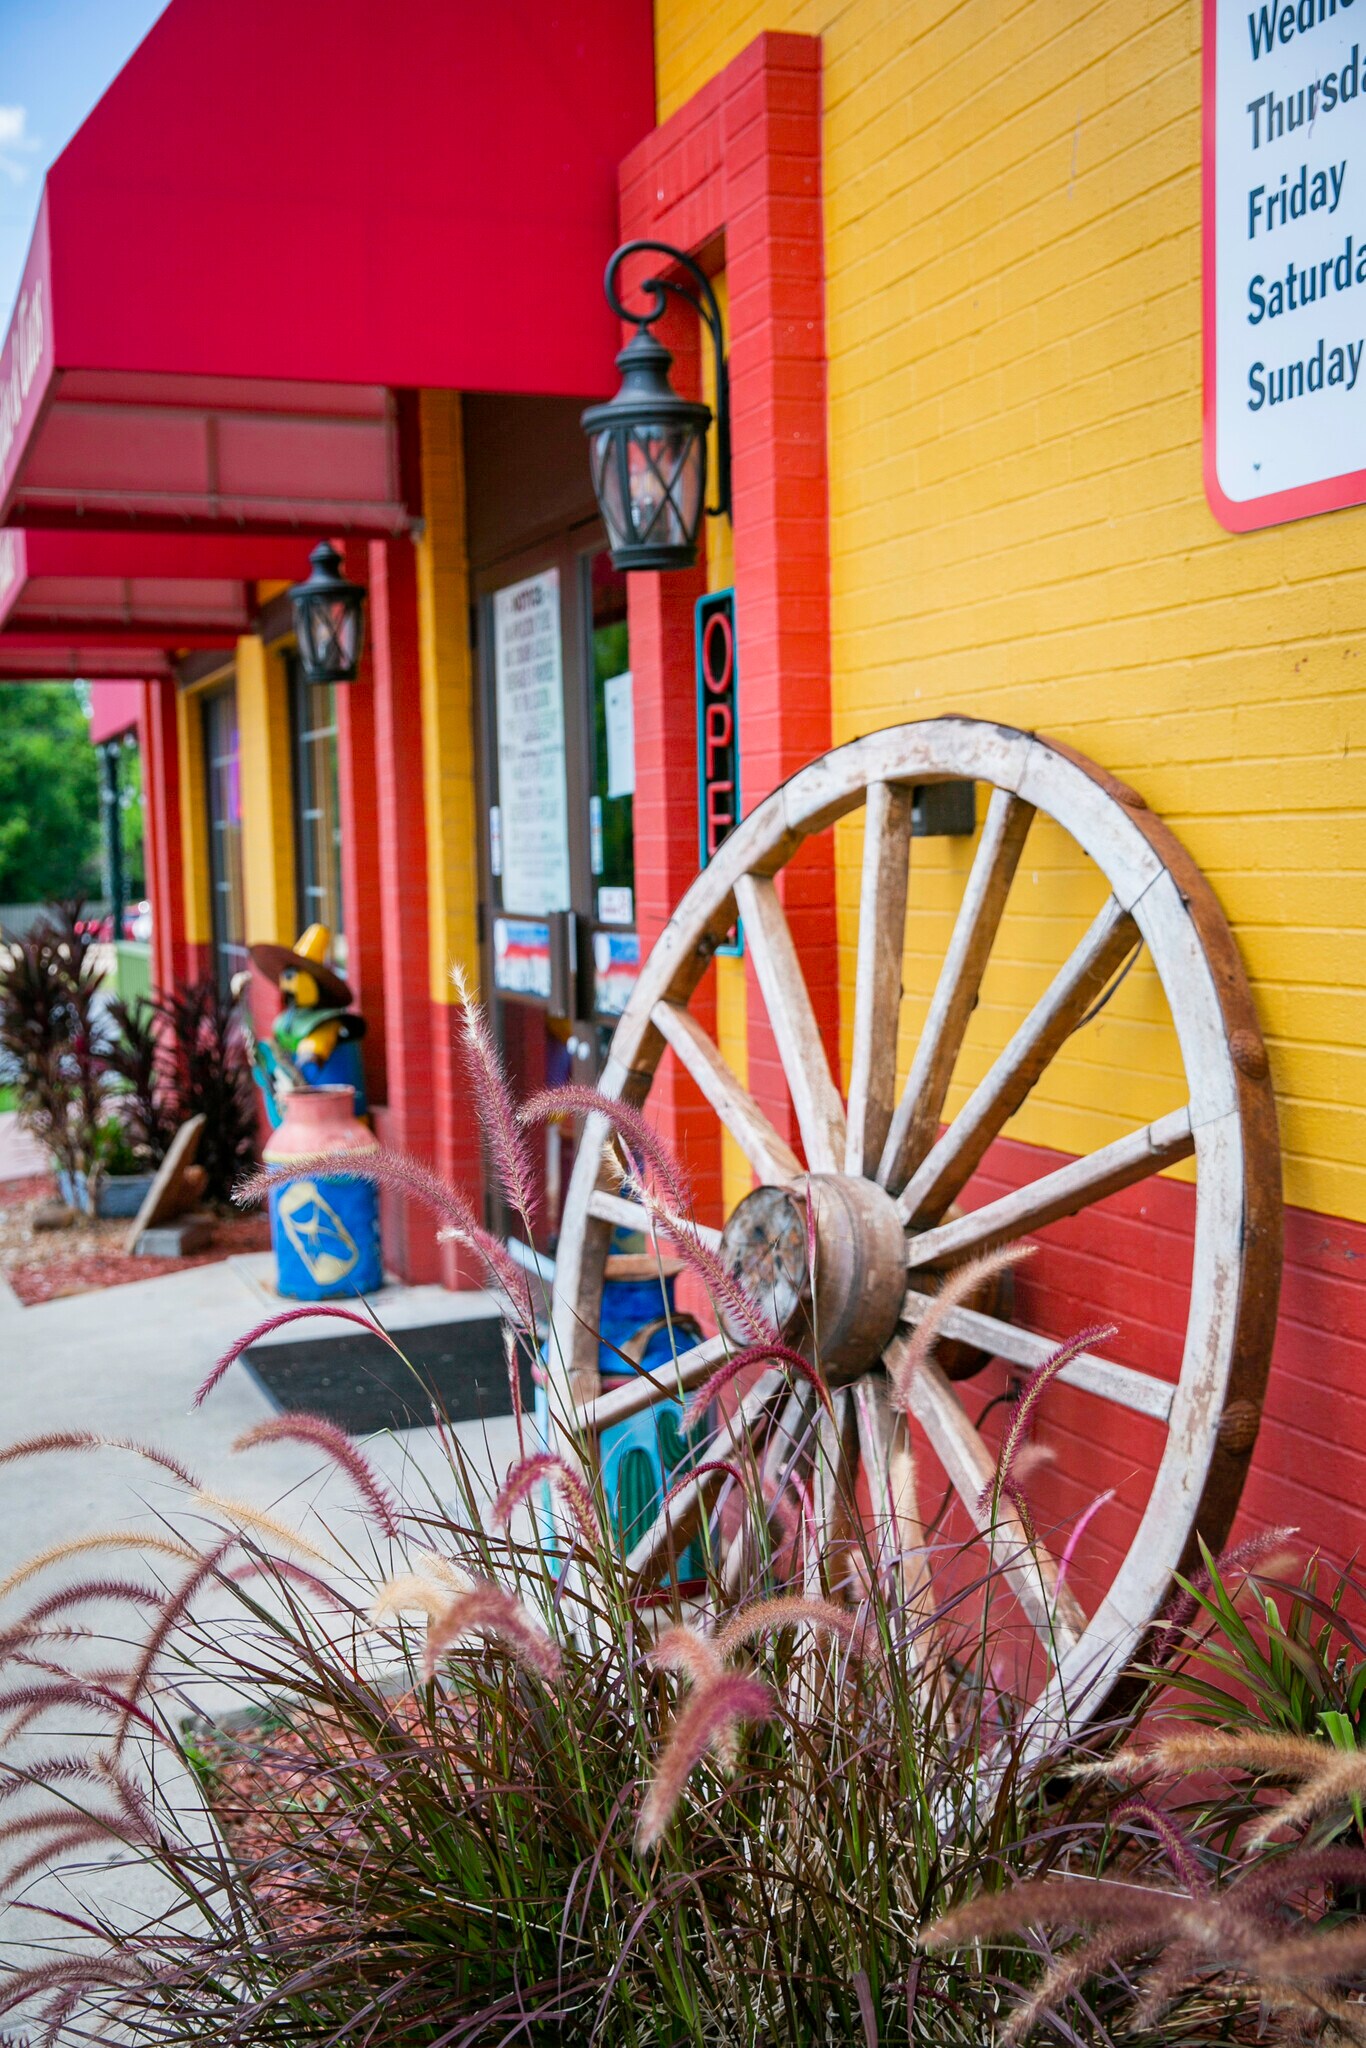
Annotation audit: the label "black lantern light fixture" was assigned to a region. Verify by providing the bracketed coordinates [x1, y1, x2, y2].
[582, 239, 730, 573]
[288, 540, 367, 684]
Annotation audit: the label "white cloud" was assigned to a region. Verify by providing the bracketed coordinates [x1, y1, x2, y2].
[0, 107, 40, 186]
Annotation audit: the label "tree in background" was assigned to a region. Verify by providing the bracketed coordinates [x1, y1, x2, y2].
[0, 684, 101, 904]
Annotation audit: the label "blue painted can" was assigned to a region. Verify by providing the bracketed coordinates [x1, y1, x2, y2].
[263, 1086, 383, 1300]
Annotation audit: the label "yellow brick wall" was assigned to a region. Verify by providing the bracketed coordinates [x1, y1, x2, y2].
[415, 388, 481, 1004]
[234, 634, 297, 947]
[174, 685, 212, 949]
[657, 0, 1366, 1225]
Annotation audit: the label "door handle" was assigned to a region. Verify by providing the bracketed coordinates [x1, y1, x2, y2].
[547, 909, 577, 1022]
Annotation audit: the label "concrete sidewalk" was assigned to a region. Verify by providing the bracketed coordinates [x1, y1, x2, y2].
[0, 1253, 524, 1990]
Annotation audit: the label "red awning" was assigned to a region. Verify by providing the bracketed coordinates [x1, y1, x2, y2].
[0, 530, 308, 644]
[0, 637, 175, 681]
[0, 0, 653, 535]
[89, 681, 146, 744]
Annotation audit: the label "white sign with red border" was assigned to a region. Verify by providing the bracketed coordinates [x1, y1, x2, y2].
[1205, 0, 1366, 529]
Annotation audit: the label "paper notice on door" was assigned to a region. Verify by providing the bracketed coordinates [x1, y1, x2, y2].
[603, 670, 635, 798]
[493, 569, 571, 917]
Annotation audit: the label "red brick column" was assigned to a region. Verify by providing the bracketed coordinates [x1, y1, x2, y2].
[368, 534, 440, 1282]
[626, 300, 724, 1223]
[619, 32, 835, 1174]
[337, 540, 388, 1112]
[139, 680, 190, 995]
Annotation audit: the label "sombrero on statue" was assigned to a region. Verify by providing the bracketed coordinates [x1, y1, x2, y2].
[249, 923, 353, 1009]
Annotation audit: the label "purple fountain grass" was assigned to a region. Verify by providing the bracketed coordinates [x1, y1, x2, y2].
[1151, 1523, 1299, 1663]
[421, 1579, 562, 1686]
[228, 1555, 355, 1610]
[0, 1432, 199, 1488]
[636, 1669, 777, 1854]
[1055, 1487, 1116, 1593]
[0, 1753, 117, 1806]
[714, 1594, 865, 1662]
[0, 1531, 197, 1602]
[115, 1540, 237, 1752]
[980, 1322, 1118, 1521]
[188, 1489, 328, 1563]
[232, 1413, 401, 1539]
[0, 1798, 155, 1856]
[519, 1084, 691, 1219]
[0, 1957, 148, 2028]
[237, 1149, 537, 1331]
[1232, 1844, 1366, 1912]
[1112, 1796, 1208, 1893]
[647, 1623, 723, 1690]
[0, 1578, 164, 1657]
[195, 1303, 408, 1408]
[452, 966, 540, 1224]
[633, 1189, 780, 1347]
[660, 1458, 751, 1516]
[682, 1341, 831, 1432]
[890, 1243, 1034, 1407]
[647, 1625, 736, 1764]
[490, 1453, 601, 1549]
[1088, 1726, 1366, 1847]
[0, 1676, 160, 1738]
[371, 1571, 457, 1622]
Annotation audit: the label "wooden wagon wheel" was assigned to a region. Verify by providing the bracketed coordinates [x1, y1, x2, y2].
[547, 718, 1281, 1738]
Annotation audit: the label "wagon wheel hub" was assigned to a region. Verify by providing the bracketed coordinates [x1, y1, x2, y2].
[718, 1175, 908, 1385]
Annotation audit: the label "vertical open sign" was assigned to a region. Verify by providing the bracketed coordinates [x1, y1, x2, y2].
[695, 588, 742, 955]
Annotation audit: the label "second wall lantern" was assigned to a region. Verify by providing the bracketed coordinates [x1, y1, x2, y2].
[289, 541, 367, 684]
[582, 240, 731, 573]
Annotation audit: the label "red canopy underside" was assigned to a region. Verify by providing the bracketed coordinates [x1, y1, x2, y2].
[0, 0, 653, 534]
[0, 529, 308, 641]
[0, 637, 175, 681]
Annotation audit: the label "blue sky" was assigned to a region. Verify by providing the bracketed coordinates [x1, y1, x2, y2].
[0, 0, 167, 325]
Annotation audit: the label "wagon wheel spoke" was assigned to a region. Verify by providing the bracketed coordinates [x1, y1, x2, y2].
[895, 896, 1141, 1227]
[845, 781, 915, 1176]
[879, 789, 1034, 1193]
[575, 1333, 729, 1434]
[851, 1371, 933, 1615]
[806, 1387, 860, 1596]
[725, 1382, 816, 1598]
[625, 1368, 786, 1589]
[586, 1188, 722, 1250]
[903, 1107, 1195, 1271]
[651, 1000, 803, 1187]
[892, 1342, 1087, 1656]
[733, 871, 847, 1174]
[898, 1289, 1176, 1423]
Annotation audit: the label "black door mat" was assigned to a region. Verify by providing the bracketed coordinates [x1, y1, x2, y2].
[243, 1316, 535, 1435]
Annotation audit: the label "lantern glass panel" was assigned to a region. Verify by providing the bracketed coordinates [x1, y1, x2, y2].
[626, 423, 704, 550]
[591, 429, 631, 552]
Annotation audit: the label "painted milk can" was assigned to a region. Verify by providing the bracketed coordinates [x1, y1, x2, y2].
[263, 1084, 383, 1299]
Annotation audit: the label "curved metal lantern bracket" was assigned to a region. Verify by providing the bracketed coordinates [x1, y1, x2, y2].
[604, 239, 731, 521]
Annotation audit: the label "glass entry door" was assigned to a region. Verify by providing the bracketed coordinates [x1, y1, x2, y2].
[477, 530, 637, 1251]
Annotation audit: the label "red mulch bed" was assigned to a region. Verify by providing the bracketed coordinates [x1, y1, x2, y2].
[0, 1173, 270, 1305]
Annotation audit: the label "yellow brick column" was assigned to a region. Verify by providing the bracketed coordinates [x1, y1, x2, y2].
[174, 686, 212, 970]
[415, 389, 480, 997]
[234, 634, 296, 946]
[414, 388, 485, 1269]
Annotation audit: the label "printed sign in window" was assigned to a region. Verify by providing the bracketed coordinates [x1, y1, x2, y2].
[493, 569, 571, 915]
[493, 916, 552, 1000]
[1205, 0, 1366, 528]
